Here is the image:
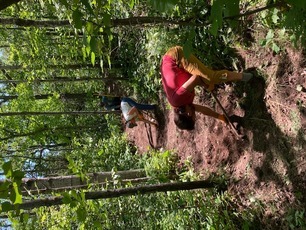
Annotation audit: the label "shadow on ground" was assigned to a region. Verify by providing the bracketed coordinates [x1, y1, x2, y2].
[234, 70, 306, 227]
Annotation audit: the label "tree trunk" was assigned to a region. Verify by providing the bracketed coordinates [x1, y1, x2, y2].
[0, 93, 95, 101]
[0, 124, 104, 141]
[0, 111, 120, 117]
[0, 17, 187, 28]
[9, 180, 225, 211]
[0, 76, 128, 84]
[0, 18, 71, 27]
[0, 170, 147, 195]
[0, 63, 105, 70]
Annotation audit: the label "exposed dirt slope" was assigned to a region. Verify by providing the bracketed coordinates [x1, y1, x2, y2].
[126, 46, 305, 228]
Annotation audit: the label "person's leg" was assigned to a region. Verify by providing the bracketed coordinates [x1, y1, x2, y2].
[173, 46, 243, 86]
[122, 97, 155, 110]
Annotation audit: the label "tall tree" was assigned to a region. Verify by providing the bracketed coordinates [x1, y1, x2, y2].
[0, 169, 147, 195]
[3, 180, 223, 211]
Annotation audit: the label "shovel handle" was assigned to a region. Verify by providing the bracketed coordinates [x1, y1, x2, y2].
[210, 92, 241, 139]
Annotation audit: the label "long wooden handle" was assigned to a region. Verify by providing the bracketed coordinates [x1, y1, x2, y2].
[211, 92, 241, 139]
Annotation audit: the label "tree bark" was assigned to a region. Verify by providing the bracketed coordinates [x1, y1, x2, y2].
[0, 111, 120, 117]
[0, 4, 284, 29]
[0, 17, 186, 28]
[0, 63, 104, 70]
[0, 125, 104, 141]
[12, 180, 224, 210]
[0, 18, 71, 27]
[0, 170, 147, 195]
[224, 2, 287, 20]
[0, 76, 128, 84]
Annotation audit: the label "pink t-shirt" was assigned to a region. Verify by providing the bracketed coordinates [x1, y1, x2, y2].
[161, 55, 195, 107]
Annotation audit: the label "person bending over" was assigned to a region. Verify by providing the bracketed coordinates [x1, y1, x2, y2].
[161, 46, 252, 130]
[120, 97, 157, 128]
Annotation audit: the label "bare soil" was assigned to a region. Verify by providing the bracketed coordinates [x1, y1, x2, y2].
[126, 45, 306, 228]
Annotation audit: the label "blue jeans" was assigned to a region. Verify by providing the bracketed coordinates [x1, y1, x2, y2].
[121, 97, 155, 110]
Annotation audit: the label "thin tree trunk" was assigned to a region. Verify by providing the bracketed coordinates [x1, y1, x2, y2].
[0, 168, 69, 176]
[0, 18, 71, 27]
[0, 76, 128, 84]
[1, 170, 147, 195]
[0, 3, 284, 29]
[8, 180, 225, 211]
[0, 111, 120, 117]
[2, 143, 69, 154]
[0, 124, 106, 141]
[0, 63, 104, 70]
[224, 2, 286, 20]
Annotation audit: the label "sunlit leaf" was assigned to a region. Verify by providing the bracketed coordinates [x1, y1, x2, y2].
[266, 30, 274, 41]
[91, 52, 96, 66]
[272, 43, 280, 53]
[86, 22, 94, 34]
[272, 12, 279, 24]
[13, 182, 22, 204]
[129, 0, 135, 9]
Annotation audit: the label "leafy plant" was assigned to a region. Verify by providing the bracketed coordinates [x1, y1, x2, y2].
[144, 150, 178, 182]
[285, 208, 306, 229]
[0, 161, 24, 213]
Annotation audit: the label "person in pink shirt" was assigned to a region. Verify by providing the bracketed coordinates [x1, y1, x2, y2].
[161, 46, 252, 130]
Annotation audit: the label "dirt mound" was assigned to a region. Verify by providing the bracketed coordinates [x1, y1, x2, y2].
[126, 46, 306, 227]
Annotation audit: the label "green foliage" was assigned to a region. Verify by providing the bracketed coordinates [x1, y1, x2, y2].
[0, 161, 24, 215]
[1, 0, 306, 229]
[209, 0, 239, 36]
[148, 0, 179, 13]
[258, 0, 306, 48]
[144, 150, 178, 182]
[283, 0, 306, 44]
[66, 134, 142, 175]
[285, 208, 306, 230]
[13, 188, 257, 229]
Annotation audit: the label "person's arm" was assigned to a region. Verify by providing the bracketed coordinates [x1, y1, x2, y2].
[128, 107, 144, 119]
[128, 107, 156, 125]
[181, 75, 214, 92]
[193, 104, 227, 123]
[128, 106, 138, 115]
